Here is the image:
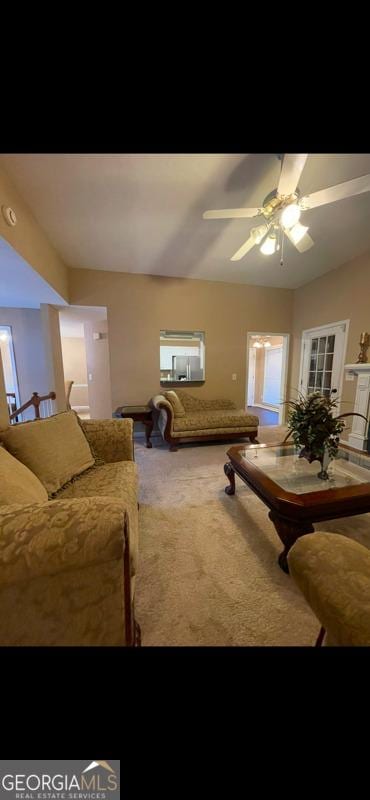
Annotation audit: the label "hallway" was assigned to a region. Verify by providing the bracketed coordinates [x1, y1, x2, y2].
[246, 405, 279, 425]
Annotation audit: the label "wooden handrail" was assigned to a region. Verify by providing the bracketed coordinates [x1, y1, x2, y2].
[9, 391, 56, 421]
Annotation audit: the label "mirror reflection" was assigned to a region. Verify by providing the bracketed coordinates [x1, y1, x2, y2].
[160, 330, 205, 384]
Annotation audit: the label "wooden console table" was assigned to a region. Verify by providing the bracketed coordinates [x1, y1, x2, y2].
[114, 405, 154, 448]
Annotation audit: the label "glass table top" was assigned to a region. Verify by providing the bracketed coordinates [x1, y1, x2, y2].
[240, 444, 370, 494]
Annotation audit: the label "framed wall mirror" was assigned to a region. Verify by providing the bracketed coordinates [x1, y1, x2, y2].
[160, 330, 205, 385]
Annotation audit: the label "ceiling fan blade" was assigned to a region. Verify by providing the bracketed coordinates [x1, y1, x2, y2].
[230, 224, 268, 261]
[285, 227, 314, 253]
[300, 173, 370, 210]
[203, 208, 260, 220]
[230, 236, 256, 261]
[278, 154, 308, 197]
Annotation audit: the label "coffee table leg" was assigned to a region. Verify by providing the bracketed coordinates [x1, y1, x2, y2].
[224, 462, 236, 495]
[268, 511, 315, 574]
[144, 418, 153, 448]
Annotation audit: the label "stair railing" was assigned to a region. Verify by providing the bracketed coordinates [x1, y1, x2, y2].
[9, 391, 56, 423]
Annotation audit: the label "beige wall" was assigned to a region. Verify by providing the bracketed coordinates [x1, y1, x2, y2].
[0, 350, 9, 427]
[0, 336, 14, 392]
[61, 338, 88, 384]
[69, 269, 294, 410]
[84, 320, 112, 418]
[291, 251, 370, 439]
[61, 336, 89, 408]
[0, 308, 50, 410]
[0, 165, 69, 302]
[40, 305, 66, 413]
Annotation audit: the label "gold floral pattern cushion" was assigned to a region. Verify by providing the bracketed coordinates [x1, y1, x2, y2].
[173, 410, 259, 432]
[81, 418, 134, 463]
[56, 461, 139, 574]
[164, 391, 186, 417]
[176, 391, 237, 411]
[1, 411, 95, 496]
[0, 445, 48, 507]
[288, 532, 370, 646]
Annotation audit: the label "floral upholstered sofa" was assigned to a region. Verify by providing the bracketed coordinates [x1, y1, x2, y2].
[151, 389, 259, 450]
[0, 411, 139, 646]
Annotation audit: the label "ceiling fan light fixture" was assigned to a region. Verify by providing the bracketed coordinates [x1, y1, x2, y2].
[263, 340, 271, 347]
[253, 224, 269, 244]
[253, 341, 263, 348]
[280, 203, 301, 230]
[288, 222, 309, 245]
[260, 233, 277, 256]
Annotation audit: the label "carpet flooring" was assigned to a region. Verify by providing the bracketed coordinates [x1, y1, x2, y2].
[134, 426, 370, 646]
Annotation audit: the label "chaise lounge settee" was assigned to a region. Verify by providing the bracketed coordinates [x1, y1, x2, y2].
[0, 410, 139, 646]
[151, 389, 259, 451]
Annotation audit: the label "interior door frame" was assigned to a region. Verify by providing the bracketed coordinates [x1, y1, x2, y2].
[246, 332, 290, 424]
[0, 324, 21, 411]
[298, 319, 350, 412]
[262, 344, 283, 408]
[247, 346, 256, 405]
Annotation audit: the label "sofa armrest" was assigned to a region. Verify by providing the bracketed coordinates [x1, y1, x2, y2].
[151, 394, 173, 414]
[0, 497, 129, 586]
[0, 497, 135, 645]
[151, 395, 174, 440]
[81, 418, 134, 462]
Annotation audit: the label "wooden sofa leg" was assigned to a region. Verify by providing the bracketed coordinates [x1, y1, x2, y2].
[169, 443, 178, 452]
[249, 432, 259, 443]
[315, 626, 326, 647]
[134, 620, 142, 647]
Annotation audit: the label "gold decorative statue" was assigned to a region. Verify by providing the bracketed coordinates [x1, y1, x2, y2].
[357, 331, 370, 363]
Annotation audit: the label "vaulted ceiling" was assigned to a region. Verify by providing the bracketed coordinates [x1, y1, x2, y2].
[2, 153, 370, 289]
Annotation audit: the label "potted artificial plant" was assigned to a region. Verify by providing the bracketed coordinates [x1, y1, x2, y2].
[283, 390, 367, 479]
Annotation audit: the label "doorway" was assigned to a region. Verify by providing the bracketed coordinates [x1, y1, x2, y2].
[246, 332, 290, 425]
[58, 305, 112, 419]
[298, 320, 349, 409]
[0, 325, 20, 416]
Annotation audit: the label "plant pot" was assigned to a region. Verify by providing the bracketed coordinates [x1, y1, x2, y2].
[299, 445, 332, 480]
[317, 447, 332, 480]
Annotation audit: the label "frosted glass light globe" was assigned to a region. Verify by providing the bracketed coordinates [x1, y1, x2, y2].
[260, 235, 276, 255]
[281, 203, 301, 229]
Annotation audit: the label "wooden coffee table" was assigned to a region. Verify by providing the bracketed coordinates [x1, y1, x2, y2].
[224, 441, 370, 573]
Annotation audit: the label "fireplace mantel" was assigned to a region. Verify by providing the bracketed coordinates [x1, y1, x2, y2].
[344, 363, 370, 450]
[345, 363, 370, 374]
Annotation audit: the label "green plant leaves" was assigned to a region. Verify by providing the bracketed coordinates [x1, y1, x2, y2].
[284, 390, 366, 461]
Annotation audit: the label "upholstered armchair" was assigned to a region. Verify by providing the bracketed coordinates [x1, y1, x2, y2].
[288, 532, 370, 646]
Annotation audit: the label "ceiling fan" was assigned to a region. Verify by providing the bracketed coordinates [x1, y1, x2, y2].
[203, 155, 370, 262]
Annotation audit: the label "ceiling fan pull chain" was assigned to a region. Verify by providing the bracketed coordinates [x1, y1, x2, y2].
[280, 229, 285, 267]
